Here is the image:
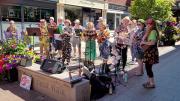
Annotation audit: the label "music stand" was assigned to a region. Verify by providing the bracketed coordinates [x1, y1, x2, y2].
[26, 27, 41, 50]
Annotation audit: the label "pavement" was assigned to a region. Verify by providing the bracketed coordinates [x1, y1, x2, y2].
[0, 41, 180, 101]
[97, 41, 180, 101]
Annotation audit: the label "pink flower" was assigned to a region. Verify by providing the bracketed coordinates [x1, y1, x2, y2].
[11, 44, 16, 49]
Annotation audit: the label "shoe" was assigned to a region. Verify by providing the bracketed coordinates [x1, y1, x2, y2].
[129, 61, 138, 65]
[134, 62, 138, 65]
[120, 69, 125, 75]
[135, 73, 143, 76]
[57, 57, 61, 60]
[135, 72, 144, 76]
[129, 61, 134, 65]
[143, 82, 156, 89]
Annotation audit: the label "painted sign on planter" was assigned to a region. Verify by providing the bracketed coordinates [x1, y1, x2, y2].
[20, 74, 32, 90]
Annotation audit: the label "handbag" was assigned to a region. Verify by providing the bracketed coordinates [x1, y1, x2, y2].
[141, 44, 151, 52]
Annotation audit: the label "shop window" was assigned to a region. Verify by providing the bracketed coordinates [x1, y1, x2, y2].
[41, 9, 55, 22]
[65, 5, 82, 25]
[121, 14, 129, 19]
[24, 7, 40, 22]
[116, 14, 121, 28]
[107, 13, 115, 30]
[92, 9, 102, 27]
[1, 6, 21, 22]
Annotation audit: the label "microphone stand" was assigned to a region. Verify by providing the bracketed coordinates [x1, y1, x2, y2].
[78, 31, 82, 77]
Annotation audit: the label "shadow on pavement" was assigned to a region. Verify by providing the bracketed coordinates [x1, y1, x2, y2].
[126, 44, 180, 80]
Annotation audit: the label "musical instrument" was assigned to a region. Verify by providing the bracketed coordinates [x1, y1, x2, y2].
[97, 30, 109, 43]
[74, 29, 83, 37]
[84, 30, 97, 38]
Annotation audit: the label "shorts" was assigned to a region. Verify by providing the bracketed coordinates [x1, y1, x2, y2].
[72, 37, 81, 48]
[55, 40, 62, 50]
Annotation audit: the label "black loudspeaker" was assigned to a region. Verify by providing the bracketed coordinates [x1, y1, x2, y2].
[40, 59, 64, 74]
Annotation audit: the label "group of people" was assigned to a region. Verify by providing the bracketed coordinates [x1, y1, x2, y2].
[115, 16, 159, 88]
[5, 16, 160, 89]
[38, 17, 111, 67]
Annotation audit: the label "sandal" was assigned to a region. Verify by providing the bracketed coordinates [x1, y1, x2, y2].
[135, 72, 144, 76]
[143, 82, 155, 89]
[135, 73, 143, 76]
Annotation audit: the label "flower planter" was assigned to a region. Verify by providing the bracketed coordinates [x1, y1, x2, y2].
[163, 40, 175, 46]
[0, 73, 3, 81]
[20, 57, 33, 67]
[9, 67, 18, 82]
[2, 62, 19, 82]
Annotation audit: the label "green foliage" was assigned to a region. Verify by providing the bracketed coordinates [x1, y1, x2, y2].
[24, 50, 35, 58]
[130, 0, 175, 21]
[1, 39, 26, 55]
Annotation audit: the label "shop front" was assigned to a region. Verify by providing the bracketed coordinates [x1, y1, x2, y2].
[58, 0, 107, 27]
[0, 0, 57, 40]
[64, 5, 102, 27]
[172, 1, 180, 22]
[107, 4, 129, 31]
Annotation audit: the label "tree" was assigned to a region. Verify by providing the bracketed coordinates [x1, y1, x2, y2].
[130, 0, 175, 21]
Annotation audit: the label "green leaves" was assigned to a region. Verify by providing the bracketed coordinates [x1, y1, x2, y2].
[1, 39, 27, 55]
[130, 0, 175, 21]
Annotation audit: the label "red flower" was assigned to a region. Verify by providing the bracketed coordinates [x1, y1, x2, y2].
[0, 60, 4, 73]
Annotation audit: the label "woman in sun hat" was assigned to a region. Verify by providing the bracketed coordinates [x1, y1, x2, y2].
[133, 19, 146, 76]
[61, 19, 73, 65]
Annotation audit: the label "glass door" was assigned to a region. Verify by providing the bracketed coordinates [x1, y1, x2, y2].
[115, 14, 121, 29]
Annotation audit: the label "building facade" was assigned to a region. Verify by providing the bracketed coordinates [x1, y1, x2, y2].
[107, 0, 131, 30]
[57, 0, 108, 27]
[0, 0, 58, 40]
[172, 0, 180, 22]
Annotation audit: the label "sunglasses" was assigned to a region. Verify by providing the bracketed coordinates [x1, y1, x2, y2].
[146, 22, 153, 25]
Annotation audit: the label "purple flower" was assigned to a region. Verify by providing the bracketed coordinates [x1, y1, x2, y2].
[12, 60, 17, 63]
[6, 63, 12, 70]
[3, 58, 8, 61]
[12, 63, 18, 68]
[21, 55, 25, 58]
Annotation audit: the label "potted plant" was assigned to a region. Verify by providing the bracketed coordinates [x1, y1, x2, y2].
[20, 50, 35, 67]
[0, 55, 19, 82]
[0, 38, 29, 81]
[163, 21, 177, 46]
